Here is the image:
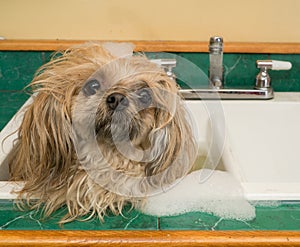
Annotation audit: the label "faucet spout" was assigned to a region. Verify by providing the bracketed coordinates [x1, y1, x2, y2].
[209, 36, 224, 89]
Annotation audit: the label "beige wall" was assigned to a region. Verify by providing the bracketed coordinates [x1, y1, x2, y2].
[1, 0, 300, 42]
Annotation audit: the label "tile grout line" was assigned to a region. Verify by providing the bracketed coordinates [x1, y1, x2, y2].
[157, 217, 161, 230]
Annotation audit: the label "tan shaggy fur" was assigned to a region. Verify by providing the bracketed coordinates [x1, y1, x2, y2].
[5, 42, 197, 223]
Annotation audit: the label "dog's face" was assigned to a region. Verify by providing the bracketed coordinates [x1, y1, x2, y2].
[72, 56, 186, 178]
[79, 58, 159, 147]
[8, 43, 197, 223]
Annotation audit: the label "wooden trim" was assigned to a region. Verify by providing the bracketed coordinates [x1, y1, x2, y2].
[1, 40, 300, 53]
[0, 230, 300, 246]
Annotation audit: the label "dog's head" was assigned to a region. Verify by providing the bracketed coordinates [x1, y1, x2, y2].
[70, 54, 197, 195]
[75, 56, 171, 147]
[8, 42, 197, 220]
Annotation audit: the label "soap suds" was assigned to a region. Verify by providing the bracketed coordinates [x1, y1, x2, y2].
[251, 200, 281, 208]
[139, 169, 256, 221]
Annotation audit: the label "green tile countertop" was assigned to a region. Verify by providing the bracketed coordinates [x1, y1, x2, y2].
[0, 200, 300, 230]
[0, 91, 29, 130]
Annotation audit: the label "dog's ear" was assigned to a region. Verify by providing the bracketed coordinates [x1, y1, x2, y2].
[8, 42, 113, 200]
[8, 91, 75, 200]
[145, 101, 197, 187]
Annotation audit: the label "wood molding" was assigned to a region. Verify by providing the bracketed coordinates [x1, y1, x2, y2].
[0, 230, 300, 246]
[1, 40, 300, 53]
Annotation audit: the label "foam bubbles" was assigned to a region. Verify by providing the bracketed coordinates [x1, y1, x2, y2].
[139, 169, 256, 221]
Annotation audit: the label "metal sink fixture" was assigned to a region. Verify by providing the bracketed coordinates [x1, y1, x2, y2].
[154, 36, 292, 100]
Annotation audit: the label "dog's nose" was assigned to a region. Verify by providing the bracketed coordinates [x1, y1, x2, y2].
[106, 93, 129, 111]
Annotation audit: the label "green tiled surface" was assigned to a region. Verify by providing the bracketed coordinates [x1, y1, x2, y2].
[159, 203, 300, 230]
[1, 51, 300, 230]
[1, 51, 300, 93]
[0, 51, 52, 90]
[0, 201, 157, 230]
[0, 91, 29, 130]
[1, 200, 300, 230]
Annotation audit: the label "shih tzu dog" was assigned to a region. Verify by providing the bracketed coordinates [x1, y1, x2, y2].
[6, 42, 197, 223]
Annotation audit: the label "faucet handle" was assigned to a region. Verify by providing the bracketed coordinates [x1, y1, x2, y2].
[256, 60, 292, 70]
[255, 60, 292, 89]
[150, 59, 177, 79]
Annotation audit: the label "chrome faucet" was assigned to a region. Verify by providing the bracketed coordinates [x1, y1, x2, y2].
[151, 36, 292, 100]
[255, 60, 292, 89]
[179, 36, 292, 100]
[150, 59, 177, 80]
[209, 36, 224, 89]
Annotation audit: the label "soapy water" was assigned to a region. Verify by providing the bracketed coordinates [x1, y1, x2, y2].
[139, 168, 256, 221]
[137, 150, 257, 221]
[251, 200, 282, 208]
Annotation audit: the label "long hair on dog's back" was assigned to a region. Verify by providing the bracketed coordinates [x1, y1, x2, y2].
[6, 42, 197, 223]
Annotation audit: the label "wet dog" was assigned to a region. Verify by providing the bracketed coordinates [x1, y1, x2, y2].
[6, 42, 197, 223]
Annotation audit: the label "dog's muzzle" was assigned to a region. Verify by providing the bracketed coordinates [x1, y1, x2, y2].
[106, 93, 129, 111]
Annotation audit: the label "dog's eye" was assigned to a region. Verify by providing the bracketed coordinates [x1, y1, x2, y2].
[83, 79, 100, 96]
[137, 88, 152, 106]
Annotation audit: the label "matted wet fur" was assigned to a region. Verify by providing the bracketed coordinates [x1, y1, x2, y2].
[6, 42, 197, 223]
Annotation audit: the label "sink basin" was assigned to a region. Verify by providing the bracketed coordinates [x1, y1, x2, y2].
[1, 92, 300, 201]
[221, 92, 300, 200]
[184, 92, 300, 201]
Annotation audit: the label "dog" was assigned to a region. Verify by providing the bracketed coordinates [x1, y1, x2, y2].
[6, 42, 197, 223]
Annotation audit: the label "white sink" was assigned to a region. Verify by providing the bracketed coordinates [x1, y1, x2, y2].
[1, 92, 300, 201]
[221, 93, 300, 201]
[175, 92, 300, 201]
